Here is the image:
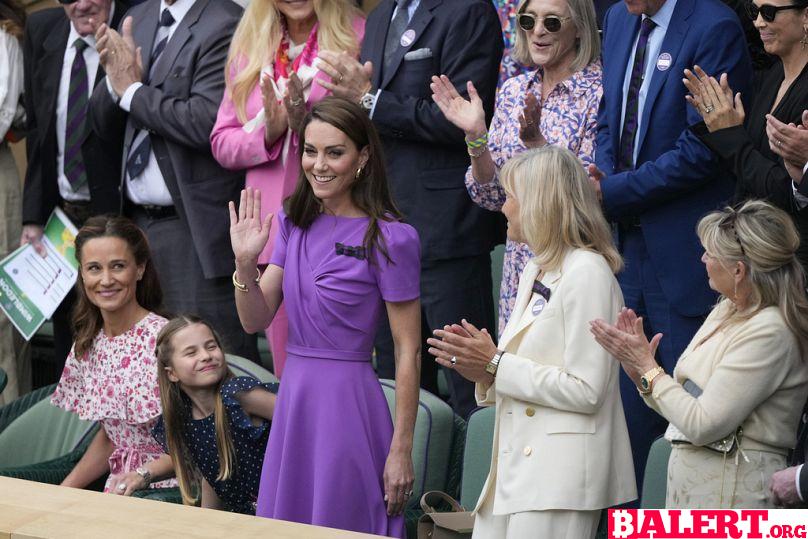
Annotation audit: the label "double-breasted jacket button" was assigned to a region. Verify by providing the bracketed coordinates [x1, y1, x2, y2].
[523, 446, 532, 456]
[525, 407, 535, 417]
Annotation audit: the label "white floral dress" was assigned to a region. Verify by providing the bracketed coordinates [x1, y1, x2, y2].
[51, 312, 175, 491]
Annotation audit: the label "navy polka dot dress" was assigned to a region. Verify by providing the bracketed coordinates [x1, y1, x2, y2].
[153, 376, 278, 514]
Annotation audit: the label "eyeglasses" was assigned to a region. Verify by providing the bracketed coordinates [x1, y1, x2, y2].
[718, 209, 747, 258]
[744, 2, 808, 22]
[57, 0, 79, 4]
[517, 13, 571, 33]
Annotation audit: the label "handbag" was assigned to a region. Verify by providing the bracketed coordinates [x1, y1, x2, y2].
[664, 379, 743, 455]
[416, 491, 475, 539]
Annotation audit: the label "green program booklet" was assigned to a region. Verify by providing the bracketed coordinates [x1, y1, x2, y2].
[0, 208, 78, 340]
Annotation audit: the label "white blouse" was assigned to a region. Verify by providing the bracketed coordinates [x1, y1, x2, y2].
[0, 27, 24, 141]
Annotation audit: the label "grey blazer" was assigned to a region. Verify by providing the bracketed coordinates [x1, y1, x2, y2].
[90, 0, 244, 279]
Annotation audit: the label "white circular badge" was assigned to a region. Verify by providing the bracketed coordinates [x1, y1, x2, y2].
[400, 29, 416, 48]
[656, 52, 672, 71]
[531, 296, 547, 316]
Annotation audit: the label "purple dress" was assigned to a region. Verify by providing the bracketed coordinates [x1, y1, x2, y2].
[256, 211, 420, 538]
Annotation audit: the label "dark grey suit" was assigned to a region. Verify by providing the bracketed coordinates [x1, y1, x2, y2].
[90, 0, 257, 361]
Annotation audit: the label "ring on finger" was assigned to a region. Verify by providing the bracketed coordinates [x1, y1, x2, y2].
[450, 356, 457, 365]
[290, 97, 302, 106]
[337, 72, 344, 83]
[777, 139, 783, 147]
[405, 490, 414, 497]
[118, 484, 126, 491]
[704, 104, 715, 114]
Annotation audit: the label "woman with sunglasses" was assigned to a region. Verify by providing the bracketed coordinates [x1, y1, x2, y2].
[683, 0, 808, 272]
[431, 0, 601, 336]
[592, 200, 808, 508]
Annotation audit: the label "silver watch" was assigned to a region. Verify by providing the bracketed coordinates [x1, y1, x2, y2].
[135, 466, 152, 486]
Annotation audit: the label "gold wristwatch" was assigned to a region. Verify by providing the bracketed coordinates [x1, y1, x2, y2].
[485, 350, 506, 378]
[638, 366, 664, 395]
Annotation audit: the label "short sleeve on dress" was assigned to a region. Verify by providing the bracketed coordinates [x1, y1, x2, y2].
[371, 221, 421, 303]
[221, 376, 277, 441]
[269, 211, 292, 269]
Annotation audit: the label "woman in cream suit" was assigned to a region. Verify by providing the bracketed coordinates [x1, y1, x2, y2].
[428, 146, 636, 538]
[591, 200, 808, 508]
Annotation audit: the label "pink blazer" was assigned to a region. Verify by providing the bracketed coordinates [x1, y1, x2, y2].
[211, 17, 366, 264]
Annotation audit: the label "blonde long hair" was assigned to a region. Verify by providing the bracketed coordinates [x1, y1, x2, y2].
[500, 146, 622, 273]
[156, 316, 237, 506]
[226, 0, 362, 123]
[697, 200, 808, 355]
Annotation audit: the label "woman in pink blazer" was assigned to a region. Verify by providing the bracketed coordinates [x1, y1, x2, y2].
[211, 0, 365, 377]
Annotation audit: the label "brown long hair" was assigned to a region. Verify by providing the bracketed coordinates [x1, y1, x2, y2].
[0, 0, 25, 40]
[72, 216, 164, 359]
[155, 316, 237, 506]
[284, 96, 402, 262]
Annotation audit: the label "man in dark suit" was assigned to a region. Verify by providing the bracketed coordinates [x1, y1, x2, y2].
[316, 0, 504, 418]
[590, 0, 752, 493]
[21, 0, 126, 374]
[770, 400, 808, 506]
[89, 0, 258, 361]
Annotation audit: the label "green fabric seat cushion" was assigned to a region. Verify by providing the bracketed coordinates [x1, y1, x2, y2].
[226, 354, 279, 384]
[641, 436, 671, 509]
[460, 406, 495, 508]
[0, 399, 96, 468]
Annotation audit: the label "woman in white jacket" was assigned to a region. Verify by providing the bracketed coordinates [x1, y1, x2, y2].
[428, 146, 636, 538]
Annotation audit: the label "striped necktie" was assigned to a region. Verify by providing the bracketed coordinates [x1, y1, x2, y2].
[383, 0, 413, 77]
[64, 38, 90, 189]
[126, 8, 175, 180]
[617, 17, 657, 172]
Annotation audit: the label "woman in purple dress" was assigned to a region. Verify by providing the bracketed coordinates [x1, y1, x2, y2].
[228, 97, 420, 538]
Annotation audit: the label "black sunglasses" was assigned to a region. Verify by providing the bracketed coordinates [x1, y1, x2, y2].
[745, 2, 808, 22]
[517, 13, 571, 33]
[58, 0, 79, 4]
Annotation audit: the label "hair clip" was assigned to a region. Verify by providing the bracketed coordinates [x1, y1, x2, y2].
[335, 242, 366, 260]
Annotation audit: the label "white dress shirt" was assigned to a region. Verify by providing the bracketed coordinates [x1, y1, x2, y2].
[56, 26, 103, 202]
[619, 0, 678, 167]
[0, 29, 23, 141]
[111, 0, 196, 206]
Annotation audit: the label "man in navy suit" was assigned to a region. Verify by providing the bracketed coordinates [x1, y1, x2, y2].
[590, 0, 752, 493]
[316, 0, 504, 418]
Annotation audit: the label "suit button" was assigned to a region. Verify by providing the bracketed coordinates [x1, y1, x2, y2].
[525, 407, 535, 417]
[523, 446, 532, 456]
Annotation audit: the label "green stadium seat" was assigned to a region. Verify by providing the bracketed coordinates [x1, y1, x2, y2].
[459, 406, 495, 509]
[226, 353, 279, 383]
[0, 367, 6, 396]
[641, 436, 671, 509]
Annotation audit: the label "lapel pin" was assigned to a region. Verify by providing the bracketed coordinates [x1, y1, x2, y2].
[656, 52, 672, 71]
[400, 29, 416, 48]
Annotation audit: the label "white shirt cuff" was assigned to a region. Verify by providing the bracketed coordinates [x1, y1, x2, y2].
[792, 181, 808, 209]
[797, 464, 804, 502]
[368, 89, 382, 120]
[803, 162, 808, 175]
[119, 82, 143, 112]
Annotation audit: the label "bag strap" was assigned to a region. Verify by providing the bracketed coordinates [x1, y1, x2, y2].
[419, 490, 465, 514]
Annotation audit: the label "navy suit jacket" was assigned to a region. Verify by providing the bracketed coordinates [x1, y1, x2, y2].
[360, 0, 505, 262]
[596, 0, 752, 317]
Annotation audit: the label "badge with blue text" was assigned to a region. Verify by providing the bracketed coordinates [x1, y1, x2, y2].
[531, 280, 552, 316]
[400, 29, 416, 48]
[656, 52, 672, 71]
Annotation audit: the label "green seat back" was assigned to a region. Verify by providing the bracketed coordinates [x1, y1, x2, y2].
[380, 380, 455, 510]
[0, 368, 6, 397]
[226, 354, 279, 384]
[641, 436, 671, 508]
[0, 399, 96, 468]
[460, 406, 495, 508]
[491, 244, 505, 322]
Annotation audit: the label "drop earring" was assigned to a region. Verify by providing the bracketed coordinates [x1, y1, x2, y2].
[355, 167, 363, 179]
[802, 26, 808, 50]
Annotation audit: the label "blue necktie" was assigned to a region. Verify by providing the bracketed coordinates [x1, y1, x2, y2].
[126, 8, 175, 180]
[64, 39, 90, 189]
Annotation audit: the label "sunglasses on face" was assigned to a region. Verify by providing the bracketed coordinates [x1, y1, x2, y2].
[58, 0, 79, 4]
[517, 13, 571, 33]
[744, 2, 808, 22]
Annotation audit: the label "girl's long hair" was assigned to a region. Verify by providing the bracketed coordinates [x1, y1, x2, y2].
[72, 216, 164, 359]
[225, 0, 362, 123]
[284, 96, 402, 262]
[155, 315, 237, 506]
[0, 0, 25, 40]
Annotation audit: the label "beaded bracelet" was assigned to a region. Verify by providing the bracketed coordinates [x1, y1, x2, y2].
[465, 132, 489, 149]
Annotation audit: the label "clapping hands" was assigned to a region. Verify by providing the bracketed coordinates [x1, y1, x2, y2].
[589, 308, 663, 386]
[683, 65, 745, 132]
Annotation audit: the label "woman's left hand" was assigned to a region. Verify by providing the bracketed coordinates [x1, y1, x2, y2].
[283, 72, 306, 133]
[427, 319, 497, 384]
[107, 471, 148, 496]
[589, 309, 662, 385]
[683, 66, 744, 132]
[383, 449, 414, 516]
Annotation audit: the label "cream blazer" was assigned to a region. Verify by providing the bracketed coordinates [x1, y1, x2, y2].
[474, 249, 637, 515]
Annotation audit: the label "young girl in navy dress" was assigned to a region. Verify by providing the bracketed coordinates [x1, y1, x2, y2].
[152, 315, 277, 514]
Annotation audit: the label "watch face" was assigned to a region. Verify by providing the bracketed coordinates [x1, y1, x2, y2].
[640, 377, 650, 391]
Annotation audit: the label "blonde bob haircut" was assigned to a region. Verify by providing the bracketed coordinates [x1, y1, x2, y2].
[511, 0, 601, 73]
[225, 0, 363, 123]
[697, 200, 808, 355]
[500, 146, 622, 274]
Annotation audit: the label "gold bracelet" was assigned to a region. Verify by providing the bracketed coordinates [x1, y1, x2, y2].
[232, 268, 260, 293]
[468, 144, 489, 158]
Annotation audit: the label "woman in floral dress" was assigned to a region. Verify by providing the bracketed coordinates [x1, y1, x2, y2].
[432, 0, 602, 335]
[52, 216, 175, 493]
